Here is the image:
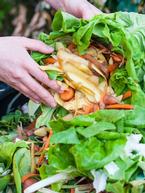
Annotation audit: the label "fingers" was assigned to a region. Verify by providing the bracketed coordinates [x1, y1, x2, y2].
[10, 83, 41, 103]
[20, 37, 54, 54]
[21, 73, 57, 107]
[8, 68, 57, 107]
[26, 57, 62, 92]
[82, 3, 102, 19]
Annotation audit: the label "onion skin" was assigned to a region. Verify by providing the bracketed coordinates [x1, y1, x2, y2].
[103, 95, 118, 105]
[23, 178, 38, 191]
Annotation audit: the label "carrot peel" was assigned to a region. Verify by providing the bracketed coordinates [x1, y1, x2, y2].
[106, 104, 133, 110]
[37, 130, 53, 166]
[22, 173, 39, 183]
[43, 57, 56, 65]
[122, 90, 132, 100]
[108, 64, 118, 73]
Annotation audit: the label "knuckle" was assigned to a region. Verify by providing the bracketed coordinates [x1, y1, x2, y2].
[41, 92, 50, 100]
[10, 80, 17, 86]
[40, 73, 49, 83]
[48, 79, 55, 86]
[12, 70, 22, 80]
[48, 80, 59, 90]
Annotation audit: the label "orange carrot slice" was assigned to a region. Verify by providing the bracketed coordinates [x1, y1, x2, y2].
[108, 64, 118, 73]
[106, 104, 133, 110]
[37, 130, 53, 166]
[59, 87, 75, 101]
[122, 90, 132, 100]
[43, 57, 56, 65]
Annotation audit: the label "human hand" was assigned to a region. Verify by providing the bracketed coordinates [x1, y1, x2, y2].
[0, 37, 61, 107]
[46, 0, 102, 19]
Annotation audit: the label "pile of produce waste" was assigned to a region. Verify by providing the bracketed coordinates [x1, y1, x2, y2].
[0, 11, 145, 193]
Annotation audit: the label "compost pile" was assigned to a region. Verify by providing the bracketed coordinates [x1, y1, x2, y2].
[0, 11, 145, 193]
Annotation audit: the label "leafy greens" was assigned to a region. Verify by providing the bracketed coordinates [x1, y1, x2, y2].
[31, 11, 145, 192]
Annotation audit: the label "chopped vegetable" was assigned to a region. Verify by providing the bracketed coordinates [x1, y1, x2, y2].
[103, 95, 119, 105]
[23, 178, 38, 192]
[37, 130, 53, 166]
[107, 64, 118, 73]
[59, 87, 75, 101]
[105, 104, 134, 110]
[1, 10, 145, 193]
[111, 53, 123, 63]
[122, 90, 132, 100]
[43, 57, 56, 65]
[78, 103, 99, 115]
[91, 170, 107, 193]
[24, 173, 69, 193]
[22, 173, 39, 183]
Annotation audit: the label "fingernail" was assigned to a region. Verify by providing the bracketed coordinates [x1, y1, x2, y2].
[50, 101, 57, 108]
[34, 100, 40, 104]
[35, 101, 40, 104]
[59, 87, 65, 93]
[45, 99, 57, 108]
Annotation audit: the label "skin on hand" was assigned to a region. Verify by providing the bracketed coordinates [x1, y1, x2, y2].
[46, 0, 102, 19]
[0, 37, 62, 107]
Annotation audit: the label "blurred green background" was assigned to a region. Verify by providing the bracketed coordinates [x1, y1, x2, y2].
[0, 0, 144, 36]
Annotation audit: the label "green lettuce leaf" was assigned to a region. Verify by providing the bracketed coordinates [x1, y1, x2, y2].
[13, 148, 31, 193]
[106, 181, 125, 193]
[0, 175, 11, 191]
[50, 127, 80, 144]
[52, 11, 81, 33]
[46, 70, 63, 81]
[90, 109, 125, 123]
[36, 105, 55, 128]
[48, 145, 75, 171]
[70, 136, 126, 171]
[0, 141, 27, 170]
[77, 121, 116, 138]
[125, 106, 145, 129]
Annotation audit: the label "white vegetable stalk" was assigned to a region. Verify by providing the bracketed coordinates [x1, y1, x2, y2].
[104, 161, 119, 176]
[24, 173, 68, 193]
[124, 134, 145, 158]
[91, 170, 107, 193]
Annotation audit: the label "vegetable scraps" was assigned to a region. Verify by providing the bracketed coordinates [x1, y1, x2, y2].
[29, 10, 145, 193]
[0, 10, 145, 193]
